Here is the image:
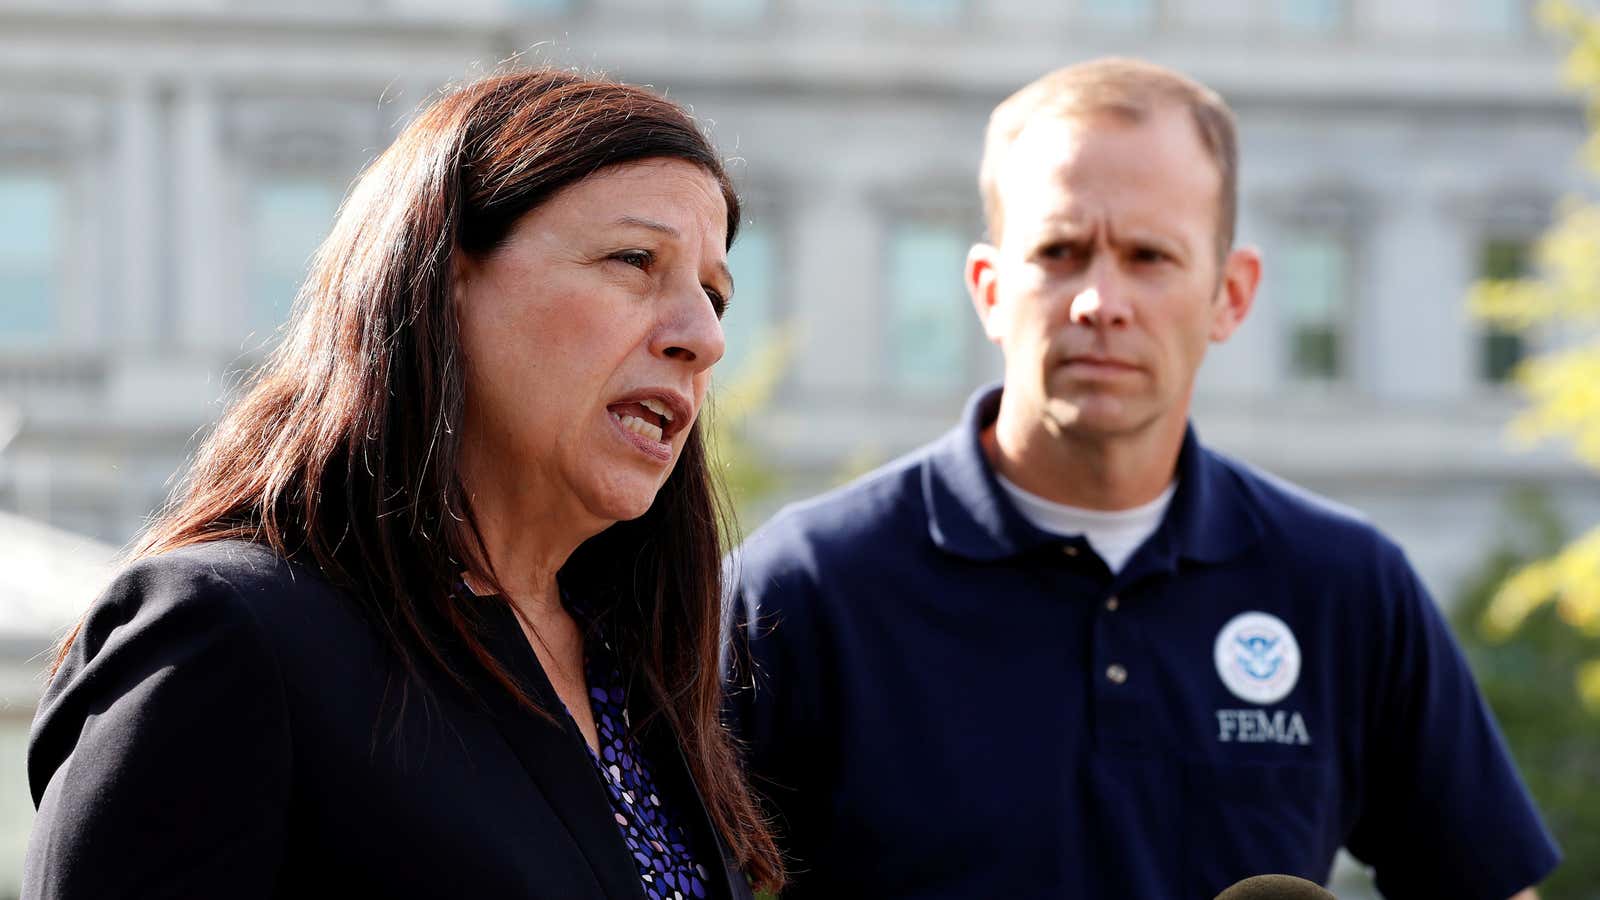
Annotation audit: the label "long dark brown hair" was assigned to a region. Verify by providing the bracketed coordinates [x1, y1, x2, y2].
[50, 68, 783, 889]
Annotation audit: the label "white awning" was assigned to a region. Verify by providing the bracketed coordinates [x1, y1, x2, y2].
[0, 511, 117, 645]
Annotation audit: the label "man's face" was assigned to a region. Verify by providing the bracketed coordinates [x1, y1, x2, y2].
[968, 106, 1257, 444]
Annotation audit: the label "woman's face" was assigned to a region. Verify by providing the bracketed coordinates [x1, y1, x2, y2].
[456, 158, 730, 528]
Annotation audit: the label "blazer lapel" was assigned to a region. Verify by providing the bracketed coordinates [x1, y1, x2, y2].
[469, 601, 649, 900]
[639, 716, 756, 900]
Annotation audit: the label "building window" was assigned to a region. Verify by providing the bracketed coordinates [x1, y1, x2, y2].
[889, 0, 964, 25]
[0, 173, 62, 346]
[1276, 231, 1349, 381]
[1478, 237, 1530, 384]
[721, 220, 777, 377]
[508, 0, 570, 14]
[695, 0, 767, 20]
[886, 221, 970, 393]
[1079, 0, 1154, 29]
[1462, 0, 1525, 36]
[1276, 0, 1341, 32]
[246, 177, 339, 340]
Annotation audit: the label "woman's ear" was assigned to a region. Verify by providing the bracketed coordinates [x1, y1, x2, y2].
[452, 252, 475, 308]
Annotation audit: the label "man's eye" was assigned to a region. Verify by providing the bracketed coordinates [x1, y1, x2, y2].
[1035, 242, 1083, 264]
[1132, 247, 1169, 264]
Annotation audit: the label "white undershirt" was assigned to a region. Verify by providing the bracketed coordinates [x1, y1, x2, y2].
[994, 473, 1179, 574]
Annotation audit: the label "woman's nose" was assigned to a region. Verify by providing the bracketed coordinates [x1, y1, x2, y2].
[655, 283, 726, 371]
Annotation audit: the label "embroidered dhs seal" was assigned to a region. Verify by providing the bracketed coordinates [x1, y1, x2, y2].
[1213, 611, 1301, 705]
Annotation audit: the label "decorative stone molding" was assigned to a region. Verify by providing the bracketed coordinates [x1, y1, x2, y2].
[220, 94, 379, 170]
[0, 91, 108, 163]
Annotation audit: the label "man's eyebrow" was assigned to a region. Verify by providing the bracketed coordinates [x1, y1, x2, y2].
[1116, 226, 1189, 254]
[614, 215, 680, 236]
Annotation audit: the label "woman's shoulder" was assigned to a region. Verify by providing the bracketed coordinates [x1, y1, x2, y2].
[72, 540, 364, 674]
[106, 539, 337, 616]
[25, 541, 327, 891]
[119, 538, 320, 594]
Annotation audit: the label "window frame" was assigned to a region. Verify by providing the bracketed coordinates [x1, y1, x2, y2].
[239, 170, 345, 346]
[1474, 233, 1538, 388]
[877, 205, 985, 401]
[1273, 0, 1346, 36]
[0, 169, 70, 350]
[1075, 0, 1160, 31]
[718, 197, 791, 383]
[1256, 187, 1368, 393]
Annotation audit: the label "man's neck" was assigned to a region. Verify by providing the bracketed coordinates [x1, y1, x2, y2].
[983, 405, 1186, 512]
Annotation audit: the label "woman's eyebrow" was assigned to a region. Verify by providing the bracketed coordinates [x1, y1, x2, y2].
[613, 214, 733, 289]
[613, 215, 679, 236]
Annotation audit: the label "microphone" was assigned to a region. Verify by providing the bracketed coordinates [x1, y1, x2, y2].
[1213, 874, 1337, 900]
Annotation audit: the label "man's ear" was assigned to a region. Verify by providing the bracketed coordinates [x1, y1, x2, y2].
[1210, 244, 1261, 343]
[967, 242, 1005, 344]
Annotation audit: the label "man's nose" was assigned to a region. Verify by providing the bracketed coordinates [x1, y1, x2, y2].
[1067, 279, 1132, 329]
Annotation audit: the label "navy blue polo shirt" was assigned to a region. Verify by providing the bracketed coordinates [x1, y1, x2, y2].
[727, 385, 1559, 900]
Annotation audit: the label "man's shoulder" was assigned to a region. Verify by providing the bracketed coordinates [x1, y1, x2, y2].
[734, 439, 942, 584]
[1205, 444, 1407, 568]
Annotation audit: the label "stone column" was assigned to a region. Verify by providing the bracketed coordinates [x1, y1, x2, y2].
[169, 81, 225, 352]
[114, 76, 161, 348]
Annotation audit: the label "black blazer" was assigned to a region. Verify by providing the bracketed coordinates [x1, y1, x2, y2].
[25, 540, 754, 900]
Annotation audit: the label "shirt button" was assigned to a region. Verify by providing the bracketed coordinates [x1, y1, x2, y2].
[1061, 545, 1079, 557]
[1106, 664, 1128, 685]
[1105, 595, 1119, 611]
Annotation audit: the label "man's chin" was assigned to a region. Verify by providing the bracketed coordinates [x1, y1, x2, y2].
[1041, 395, 1145, 439]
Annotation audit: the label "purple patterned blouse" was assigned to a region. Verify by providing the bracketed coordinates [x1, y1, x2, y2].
[569, 620, 713, 900]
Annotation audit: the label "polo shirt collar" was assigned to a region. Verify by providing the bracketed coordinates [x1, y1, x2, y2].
[922, 384, 1262, 566]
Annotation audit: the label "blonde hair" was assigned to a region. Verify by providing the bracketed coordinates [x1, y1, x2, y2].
[979, 57, 1239, 257]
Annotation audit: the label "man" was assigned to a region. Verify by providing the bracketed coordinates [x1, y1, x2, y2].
[726, 59, 1559, 899]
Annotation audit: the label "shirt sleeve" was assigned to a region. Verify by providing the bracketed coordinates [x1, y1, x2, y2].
[1344, 546, 1560, 900]
[24, 557, 293, 899]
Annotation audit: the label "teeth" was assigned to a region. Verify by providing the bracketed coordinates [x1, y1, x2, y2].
[617, 414, 663, 442]
[640, 398, 673, 421]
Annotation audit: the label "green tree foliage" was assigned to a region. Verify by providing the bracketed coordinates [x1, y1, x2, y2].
[1452, 490, 1600, 898]
[706, 331, 887, 542]
[1468, 0, 1600, 712]
[706, 331, 793, 535]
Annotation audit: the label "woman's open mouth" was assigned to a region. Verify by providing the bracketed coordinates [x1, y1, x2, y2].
[605, 393, 689, 462]
[609, 398, 671, 442]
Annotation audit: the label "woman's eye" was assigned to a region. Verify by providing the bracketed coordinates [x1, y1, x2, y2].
[704, 287, 729, 319]
[613, 249, 653, 269]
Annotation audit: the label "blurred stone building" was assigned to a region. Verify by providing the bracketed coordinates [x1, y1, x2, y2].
[0, 0, 1595, 894]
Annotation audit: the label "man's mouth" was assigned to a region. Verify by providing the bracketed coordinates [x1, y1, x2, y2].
[1063, 354, 1139, 372]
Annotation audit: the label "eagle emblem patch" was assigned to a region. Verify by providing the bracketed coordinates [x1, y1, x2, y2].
[1213, 611, 1301, 705]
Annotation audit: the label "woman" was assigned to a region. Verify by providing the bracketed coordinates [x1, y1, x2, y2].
[24, 69, 784, 900]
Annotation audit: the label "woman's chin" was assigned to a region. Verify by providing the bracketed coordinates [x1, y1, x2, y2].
[583, 477, 667, 524]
